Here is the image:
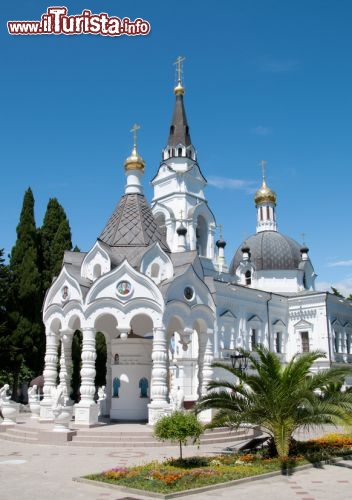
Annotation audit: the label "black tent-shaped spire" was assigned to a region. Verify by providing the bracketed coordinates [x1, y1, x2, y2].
[167, 92, 192, 148]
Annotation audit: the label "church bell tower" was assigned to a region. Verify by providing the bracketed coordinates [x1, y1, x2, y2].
[151, 57, 216, 260]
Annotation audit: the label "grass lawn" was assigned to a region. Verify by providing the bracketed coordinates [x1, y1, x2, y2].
[85, 434, 352, 495]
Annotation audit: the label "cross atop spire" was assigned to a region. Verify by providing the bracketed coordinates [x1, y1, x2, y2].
[174, 56, 185, 85]
[261, 160, 267, 182]
[130, 123, 140, 149]
[173, 56, 186, 96]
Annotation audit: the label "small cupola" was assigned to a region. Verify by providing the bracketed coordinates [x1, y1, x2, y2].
[124, 124, 145, 172]
[255, 160, 277, 233]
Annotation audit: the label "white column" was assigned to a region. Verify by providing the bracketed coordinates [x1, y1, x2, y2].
[199, 329, 214, 396]
[148, 326, 169, 424]
[151, 326, 168, 403]
[79, 327, 96, 403]
[59, 328, 74, 403]
[198, 328, 214, 423]
[75, 326, 99, 426]
[40, 329, 59, 421]
[208, 224, 216, 259]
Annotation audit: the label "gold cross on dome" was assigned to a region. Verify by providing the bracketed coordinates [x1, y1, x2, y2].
[301, 232, 306, 245]
[218, 224, 223, 239]
[130, 123, 140, 148]
[174, 56, 185, 83]
[260, 159, 267, 181]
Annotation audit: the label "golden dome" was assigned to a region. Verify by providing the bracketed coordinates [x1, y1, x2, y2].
[124, 145, 145, 171]
[174, 81, 185, 96]
[254, 179, 277, 205]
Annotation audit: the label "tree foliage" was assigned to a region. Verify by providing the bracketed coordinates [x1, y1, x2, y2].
[3, 190, 75, 399]
[7, 188, 43, 396]
[154, 411, 204, 459]
[40, 198, 72, 290]
[195, 346, 352, 460]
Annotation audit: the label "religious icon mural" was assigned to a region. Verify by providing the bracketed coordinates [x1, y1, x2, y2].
[139, 377, 149, 398]
[112, 377, 121, 398]
[116, 280, 132, 296]
[114, 353, 119, 364]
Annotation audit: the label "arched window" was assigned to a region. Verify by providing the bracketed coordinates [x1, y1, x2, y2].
[151, 263, 159, 278]
[170, 125, 175, 135]
[301, 331, 309, 353]
[93, 263, 101, 279]
[155, 213, 167, 238]
[196, 215, 207, 257]
[245, 270, 251, 285]
[178, 147, 183, 156]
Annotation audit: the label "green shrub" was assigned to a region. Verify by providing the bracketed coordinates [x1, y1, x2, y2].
[154, 411, 204, 459]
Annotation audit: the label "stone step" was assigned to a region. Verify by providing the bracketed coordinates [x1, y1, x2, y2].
[69, 430, 247, 444]
[0, 421, 257, 448]
[0, 432, 39, 443]
[68, 428, 252, 447]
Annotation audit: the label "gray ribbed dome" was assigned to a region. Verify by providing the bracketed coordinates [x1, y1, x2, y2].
[230, 231, 302, 273]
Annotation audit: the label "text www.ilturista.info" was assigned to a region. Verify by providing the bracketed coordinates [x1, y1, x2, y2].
[7, 7, 151, 36]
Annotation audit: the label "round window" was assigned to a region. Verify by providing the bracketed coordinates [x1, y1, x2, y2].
[184, 286, 194, 300]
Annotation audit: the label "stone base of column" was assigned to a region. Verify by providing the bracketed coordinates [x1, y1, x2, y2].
[39, 399, 54, 422]
[147, 402, 170, 425]
[74, 401, 99, 427]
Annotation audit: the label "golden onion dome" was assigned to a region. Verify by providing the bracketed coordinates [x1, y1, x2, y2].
[174, 81, 185, 96]
[254, 179, 277, 205]
[124, 145, 145, 171]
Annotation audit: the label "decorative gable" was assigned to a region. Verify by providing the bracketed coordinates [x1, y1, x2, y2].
[220, 310, 237, 320]
[140, 243, 173, 285]
[293, 319, 313, 330]
[247, 314, 263, 325]
[272, 319, 286, 328]
[85, 259, 164, 309]
[81, 241, 111, 281]
[43, 266, 83, 313]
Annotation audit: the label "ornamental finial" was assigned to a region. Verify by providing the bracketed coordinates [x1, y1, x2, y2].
[173, 56, 186, 95]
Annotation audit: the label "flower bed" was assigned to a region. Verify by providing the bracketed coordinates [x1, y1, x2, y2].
[85, 434, 352, 495]
[86, 455, 290, 494]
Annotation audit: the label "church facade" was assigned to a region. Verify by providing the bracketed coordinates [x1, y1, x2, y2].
[40, 71, 352, 426]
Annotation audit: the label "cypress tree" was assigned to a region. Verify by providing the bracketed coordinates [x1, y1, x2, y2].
[9, 188, 42, 396]
[0, 249, 10, 379]
[40, 198, 72, 290]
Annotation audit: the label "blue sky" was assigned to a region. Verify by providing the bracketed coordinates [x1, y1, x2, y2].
[1, 0, 352, 295]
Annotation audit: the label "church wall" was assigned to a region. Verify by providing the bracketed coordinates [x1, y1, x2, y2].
[287, 294, 330, 369]
[110, 338, 152, 421]
[254, 271, 302, 293]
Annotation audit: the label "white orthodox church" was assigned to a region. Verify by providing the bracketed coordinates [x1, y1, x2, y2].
[40, 68, 352, 426]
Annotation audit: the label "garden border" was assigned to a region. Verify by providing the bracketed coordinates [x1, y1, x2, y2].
[73, 456, 352, 499]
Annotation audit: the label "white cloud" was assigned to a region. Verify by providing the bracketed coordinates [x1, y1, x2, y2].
[251, 126, 272, 136]
[327, 260, 352, 268]
[260, 58, 299, 73]
[207, 176, 256, 192]
[316, 278, 352, 298]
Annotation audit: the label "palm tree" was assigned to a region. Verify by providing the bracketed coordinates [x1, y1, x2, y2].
[195, 346, 352, 460]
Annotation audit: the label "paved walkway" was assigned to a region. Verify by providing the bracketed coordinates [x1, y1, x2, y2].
[0, 423, 351, 500]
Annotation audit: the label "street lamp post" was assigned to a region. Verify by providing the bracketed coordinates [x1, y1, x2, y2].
[230, 351, 248, 372]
